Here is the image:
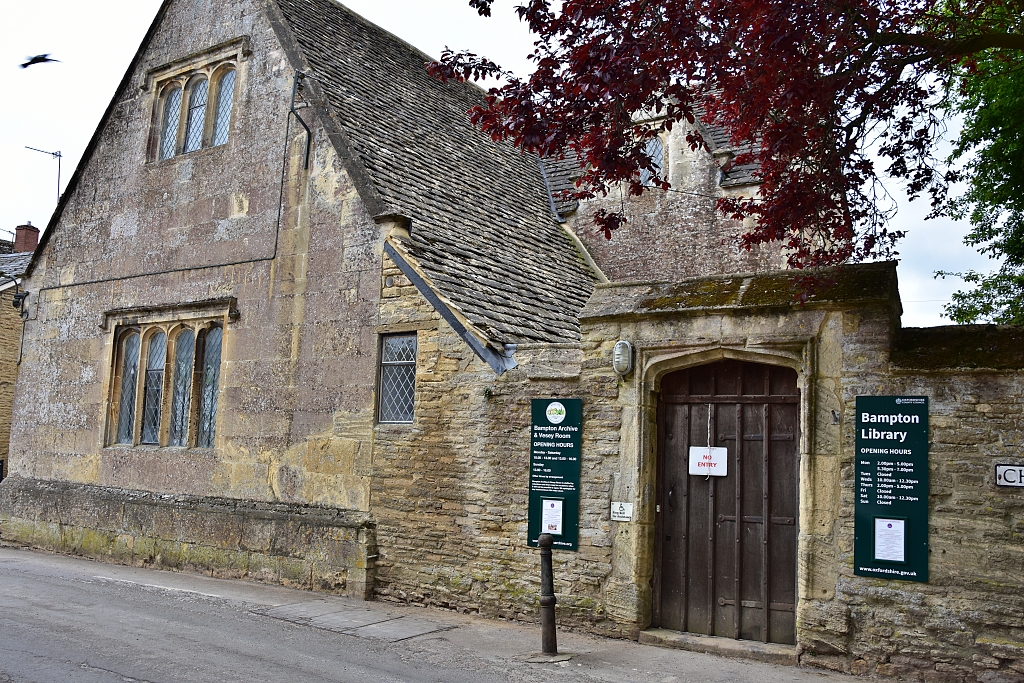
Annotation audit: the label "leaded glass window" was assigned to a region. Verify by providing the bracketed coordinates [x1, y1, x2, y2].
[115, 332, 141, 444]
[140, 332, 167, 444]
[183, 78, 208, 154]
[378, 334, 417, 423]
[211, 70, 236, 146]
[640, 136, 664, 186]
[110, 322, 224, 448]
[159, 86, 182, 160]
[197, 327, 222, 448]
[169, 329, 195, 447]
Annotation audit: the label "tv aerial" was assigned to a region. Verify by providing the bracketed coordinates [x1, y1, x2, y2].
[25, 146, 62, 202]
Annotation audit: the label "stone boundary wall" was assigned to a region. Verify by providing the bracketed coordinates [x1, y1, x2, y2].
[0, 476, 376, 599]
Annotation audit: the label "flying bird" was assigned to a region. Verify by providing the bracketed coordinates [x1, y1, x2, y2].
[20, 54, 60, 69]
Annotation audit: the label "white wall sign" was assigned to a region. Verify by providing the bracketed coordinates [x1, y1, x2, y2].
[610, 502, 633, 521]
[995, 464, 1024, 488]
[688, 446, 728, 476]
[541, 499, 563, 535]
[874, 518, 906, 563]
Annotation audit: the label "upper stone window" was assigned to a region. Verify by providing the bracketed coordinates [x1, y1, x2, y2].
[146, 38, 248, 162]
[640, 136, 665, 186]
[158, 85, 182, 160]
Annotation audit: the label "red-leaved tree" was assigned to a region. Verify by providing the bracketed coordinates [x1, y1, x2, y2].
[429, 0, 1024, 270]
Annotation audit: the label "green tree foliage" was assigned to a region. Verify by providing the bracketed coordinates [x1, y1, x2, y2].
[941, 34, 1024, 323]
[435, 0, 1023, 316]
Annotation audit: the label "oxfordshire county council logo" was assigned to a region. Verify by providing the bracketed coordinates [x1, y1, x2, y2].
[546, 401, 566, 424]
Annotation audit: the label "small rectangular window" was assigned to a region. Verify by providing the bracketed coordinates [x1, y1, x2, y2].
[378, 333, 417, 423]
[640, 136, 665, 186]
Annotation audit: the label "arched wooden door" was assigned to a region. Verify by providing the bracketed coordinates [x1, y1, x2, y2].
[653, 359, 799, 644]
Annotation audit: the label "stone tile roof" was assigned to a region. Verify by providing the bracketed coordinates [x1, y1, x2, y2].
[273, 0, 596, 345]
[699, 123, 759, 188]
[581, 261, 900, 320]
[540, 156, 582, 217]
[0, 252, 33, 279]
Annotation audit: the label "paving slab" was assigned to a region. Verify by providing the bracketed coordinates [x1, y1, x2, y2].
[261, 600, 355, 621]
[307, 608, 395, 631]
[350, 616, 455, 642]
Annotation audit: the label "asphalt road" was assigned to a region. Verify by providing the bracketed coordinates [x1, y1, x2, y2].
[0, 546, 851, 683]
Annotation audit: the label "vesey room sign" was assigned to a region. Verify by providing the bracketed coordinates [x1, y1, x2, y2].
[527, 398, 582, 550]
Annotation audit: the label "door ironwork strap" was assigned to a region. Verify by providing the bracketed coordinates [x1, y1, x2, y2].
[706, 403, 712, 480]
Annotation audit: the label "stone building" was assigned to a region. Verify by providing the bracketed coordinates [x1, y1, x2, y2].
[1, 0, 1022, 681]
[0, 223, 38, 482]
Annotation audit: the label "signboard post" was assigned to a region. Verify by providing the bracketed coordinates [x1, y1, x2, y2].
[528, 398, 582, 550]
[854, 396, 929, 582]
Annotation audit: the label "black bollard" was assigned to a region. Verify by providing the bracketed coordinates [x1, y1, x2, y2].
[538, 533, 557, 654]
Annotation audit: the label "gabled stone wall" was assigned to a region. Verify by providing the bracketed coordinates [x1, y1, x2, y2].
[1, 0, 388, 589]
[563, 122, 784, 282]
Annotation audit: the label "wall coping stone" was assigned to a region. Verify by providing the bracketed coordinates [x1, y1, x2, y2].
[0, 476, 375, 529]
[581, 261, 900, 321]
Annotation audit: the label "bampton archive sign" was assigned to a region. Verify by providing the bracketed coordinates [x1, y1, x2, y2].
[854, 396, 929, 582]
[528, 398, 582, 550]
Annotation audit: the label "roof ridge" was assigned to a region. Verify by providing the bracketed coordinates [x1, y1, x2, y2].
[274, 0, 597, 346]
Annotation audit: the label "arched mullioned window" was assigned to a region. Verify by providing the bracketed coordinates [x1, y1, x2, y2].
[158, 86, 182, 161]
[109, 322, 223, 448]
[169, 328, 195, 447]
[115, 331, 141, 444]
[640, 136, 665, 186]
[153, 61, 237, 161]
[211, 69, 236, 146]
[196, 326, 222, 448]
[183, 77, 209, 154]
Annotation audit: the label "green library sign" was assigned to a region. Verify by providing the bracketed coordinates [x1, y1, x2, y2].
[854, 396, 929, 583]
[528, 398, 582, 551]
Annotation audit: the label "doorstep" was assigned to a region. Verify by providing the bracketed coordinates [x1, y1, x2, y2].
[639, 629, 798, 666]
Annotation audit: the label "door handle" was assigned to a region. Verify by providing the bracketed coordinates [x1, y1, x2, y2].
[668, 485, 676, 511]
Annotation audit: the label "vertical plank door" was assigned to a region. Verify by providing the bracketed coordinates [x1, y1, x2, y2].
[653, 360, 798, 645]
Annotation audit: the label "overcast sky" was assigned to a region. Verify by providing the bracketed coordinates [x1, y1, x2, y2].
[0, 0, 995, 326]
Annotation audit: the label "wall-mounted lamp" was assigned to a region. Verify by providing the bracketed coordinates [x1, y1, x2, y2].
[0, 271, 27, 318]
[612, 340, 633, 376]
[12, 291, 28, 315]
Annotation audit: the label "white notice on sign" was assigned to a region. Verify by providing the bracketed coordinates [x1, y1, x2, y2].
[688, 446, 728, 476]
[610, 502, 633, 522]
[542, 499, 563, 535]
[874, 518, 906, 562]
